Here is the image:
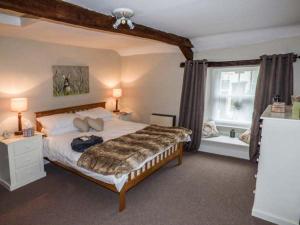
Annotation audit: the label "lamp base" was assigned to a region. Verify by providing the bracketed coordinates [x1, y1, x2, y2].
[14, 131, 23, 136]
[15, 112, 23, 136]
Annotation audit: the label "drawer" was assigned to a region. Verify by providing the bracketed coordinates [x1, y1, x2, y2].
[15, 163, 41, 185]
[13, 138, 41, 156]
[14, 150, 41, 169]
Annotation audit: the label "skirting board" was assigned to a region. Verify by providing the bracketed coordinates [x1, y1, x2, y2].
[199, 140, 249, 160]
[252, 209, 299, 225]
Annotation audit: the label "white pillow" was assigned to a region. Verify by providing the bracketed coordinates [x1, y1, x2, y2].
[37, 113, 77, 136]
[75, 107, 113, 121]
[43, 126, 77, 136]
[239, 129, 251, 144]
[202, 121, 219, 138]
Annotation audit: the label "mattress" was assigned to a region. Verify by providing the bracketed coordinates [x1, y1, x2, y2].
[43, 118, 149, 191]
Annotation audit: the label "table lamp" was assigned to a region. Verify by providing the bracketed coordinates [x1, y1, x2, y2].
[112, 88, 122, 112]
[11, 98, 28, 135]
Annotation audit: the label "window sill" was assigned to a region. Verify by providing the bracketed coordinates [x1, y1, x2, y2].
[215, 121, 251, 130]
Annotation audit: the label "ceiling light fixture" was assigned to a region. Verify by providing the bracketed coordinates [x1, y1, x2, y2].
[112, 8, 135, 30]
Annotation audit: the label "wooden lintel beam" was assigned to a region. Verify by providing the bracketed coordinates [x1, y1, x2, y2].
[179, 46, 193, 60]
[0, 0, 193, 59]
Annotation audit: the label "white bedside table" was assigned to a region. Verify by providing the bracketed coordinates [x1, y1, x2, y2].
[0, 133, 46, 191]
[114, 112, 132, 121]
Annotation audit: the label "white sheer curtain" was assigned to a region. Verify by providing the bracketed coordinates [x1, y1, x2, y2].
[210, 66, 259, 127]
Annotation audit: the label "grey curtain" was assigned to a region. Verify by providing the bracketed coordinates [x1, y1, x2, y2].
[179, 60, 207, 152]
[250, 53, 295, 160]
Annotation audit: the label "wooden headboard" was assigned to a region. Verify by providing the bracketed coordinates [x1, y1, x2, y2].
[35, 102, 106, 132]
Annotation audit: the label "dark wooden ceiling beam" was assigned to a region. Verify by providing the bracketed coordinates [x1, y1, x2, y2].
[0, 0, 193, 59]
[179, 46, 193, 60]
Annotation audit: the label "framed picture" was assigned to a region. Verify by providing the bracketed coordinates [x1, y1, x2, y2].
[52, 65, 89, 96]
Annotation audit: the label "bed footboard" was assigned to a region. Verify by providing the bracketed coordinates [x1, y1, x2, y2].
[45, 143, 183, 212]
[119, 142, 183, 211]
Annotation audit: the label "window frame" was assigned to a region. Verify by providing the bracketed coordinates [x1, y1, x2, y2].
[207, 65, 260, 129]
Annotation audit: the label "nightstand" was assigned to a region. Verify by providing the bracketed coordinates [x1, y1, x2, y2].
[114, 112, 132, 121]
[0, 134, 46, 191]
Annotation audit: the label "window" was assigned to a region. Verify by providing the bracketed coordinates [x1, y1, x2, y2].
[209, 66, 259, 127]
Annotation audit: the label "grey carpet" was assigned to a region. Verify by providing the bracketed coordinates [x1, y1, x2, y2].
[0, 152, 274, 225]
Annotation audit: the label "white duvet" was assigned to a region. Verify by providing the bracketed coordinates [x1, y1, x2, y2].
[43, 118, 147, 191]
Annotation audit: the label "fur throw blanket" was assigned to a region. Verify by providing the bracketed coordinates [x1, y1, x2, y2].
[77, 125, 192, 178]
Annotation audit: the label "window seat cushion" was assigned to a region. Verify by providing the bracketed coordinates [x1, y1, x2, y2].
[202, 135, 249, 147]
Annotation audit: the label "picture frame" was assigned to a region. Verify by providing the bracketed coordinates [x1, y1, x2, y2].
[52, 65, 89, 97]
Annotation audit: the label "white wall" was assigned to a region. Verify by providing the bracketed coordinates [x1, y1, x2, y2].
[120, 36, 300, 124]
[121, 53, 185, 123]
[0, 37, 121, 133]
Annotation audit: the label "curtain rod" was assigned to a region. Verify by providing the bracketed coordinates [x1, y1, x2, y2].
[179, 55, 300, 68]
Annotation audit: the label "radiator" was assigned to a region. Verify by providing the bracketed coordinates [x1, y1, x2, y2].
[150, 113, 176, 127]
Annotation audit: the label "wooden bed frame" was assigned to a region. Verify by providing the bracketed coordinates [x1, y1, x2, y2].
[35, 102, 183, 212]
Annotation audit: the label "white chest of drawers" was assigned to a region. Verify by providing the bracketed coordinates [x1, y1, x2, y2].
[252, 106, 300, 225]
[0, 134, 46, 191]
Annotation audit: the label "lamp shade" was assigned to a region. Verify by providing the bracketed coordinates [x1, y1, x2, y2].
[11, 98, 28, 112]
[112, 88, 122, 98]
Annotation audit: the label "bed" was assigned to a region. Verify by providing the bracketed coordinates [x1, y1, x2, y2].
[35, 102, 186, 212]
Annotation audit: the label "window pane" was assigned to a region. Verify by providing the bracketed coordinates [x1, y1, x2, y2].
[240, 71, 251, 94]
[210, 66, 259, 126]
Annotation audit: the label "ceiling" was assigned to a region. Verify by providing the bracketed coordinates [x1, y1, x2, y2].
[65, 0, 300, 38]
[0, 0, 300, 56]
[0, 19, 178, 56]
